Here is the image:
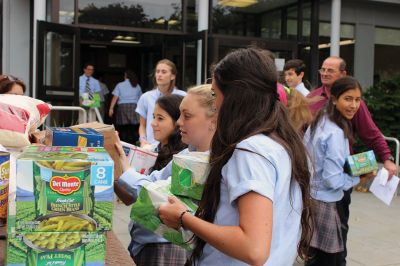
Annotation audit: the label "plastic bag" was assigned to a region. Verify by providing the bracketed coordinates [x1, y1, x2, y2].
[0, 95, 51, 147]
[130, 178, 197, 250]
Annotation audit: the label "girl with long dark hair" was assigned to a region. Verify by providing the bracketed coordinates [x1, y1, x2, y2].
[159, 47, 313, 265]
[109, 69, 142, 144]
[304, 77, 363, 265]
[150, 94, 187, 171]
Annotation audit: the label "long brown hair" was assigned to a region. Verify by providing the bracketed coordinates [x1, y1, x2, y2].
[310, 76, 362, 142]
[188, 48, 313, 264]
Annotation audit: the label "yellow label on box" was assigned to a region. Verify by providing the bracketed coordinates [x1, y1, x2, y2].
[0, 160, 10, 181]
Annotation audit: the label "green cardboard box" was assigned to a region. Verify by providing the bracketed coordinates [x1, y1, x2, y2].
[170, 152, 209, 200]
[344, 150, 379, 176]
[6, 231, 106, 266]
[14, 146, 114, 232]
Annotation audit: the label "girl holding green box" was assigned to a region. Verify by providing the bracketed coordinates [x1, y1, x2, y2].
[304, 77, 367, 265]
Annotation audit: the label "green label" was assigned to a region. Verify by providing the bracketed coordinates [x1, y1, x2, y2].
[37, 251, 74, 266]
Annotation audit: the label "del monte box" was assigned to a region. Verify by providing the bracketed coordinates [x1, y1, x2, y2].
[6, 231, 106, 266]
[13, 146, 114, 232]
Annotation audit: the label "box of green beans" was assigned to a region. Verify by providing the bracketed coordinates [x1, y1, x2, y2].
[6, 231, 106, 266]
[13, 146, 114, 232]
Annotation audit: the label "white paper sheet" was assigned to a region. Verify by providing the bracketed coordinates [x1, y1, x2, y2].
[369, 169, 399, 206]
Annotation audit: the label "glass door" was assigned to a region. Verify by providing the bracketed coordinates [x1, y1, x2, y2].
[183, 31, 208, 87]
[37, 21, 80, 105]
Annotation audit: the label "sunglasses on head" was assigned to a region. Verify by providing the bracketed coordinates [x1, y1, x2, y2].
[0, 74, 19, 82]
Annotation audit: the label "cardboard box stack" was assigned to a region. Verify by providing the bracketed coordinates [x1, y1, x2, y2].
[7, 137, 114, 265]
[45, 127, 104, 147]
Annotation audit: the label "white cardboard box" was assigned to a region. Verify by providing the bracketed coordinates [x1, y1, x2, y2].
[120, 141, 158, 175]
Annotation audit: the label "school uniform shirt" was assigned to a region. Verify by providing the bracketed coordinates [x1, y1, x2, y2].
[112, 79, 142, 104]
[79, 75, 101, 96]
[118, 147, 203, 256]
[197, 134, 302, 266]
[295, 82, 310, 96]
[307, 85, 391, 162]
[304, 116, 360, 203]
[135, 88, 186, 144]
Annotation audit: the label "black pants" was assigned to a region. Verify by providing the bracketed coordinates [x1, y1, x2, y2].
[305, 247, 342, 266]
[116, 124, 139, 145]
[336, 188, 352, 266]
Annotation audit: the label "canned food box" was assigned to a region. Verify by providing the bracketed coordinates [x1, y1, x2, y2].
[45, 127, 104, 147]
[120, 141, 158, 175]
[6, 230, 106, 266]
[0, 151, 10, 225]
[14, 146, 113, 232]
[344, 150, 379, 176]
[171, 152, 210, 200]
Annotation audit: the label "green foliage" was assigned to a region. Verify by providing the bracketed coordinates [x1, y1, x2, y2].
[354, 75, 400, 156]
[364, 75, 400, 139]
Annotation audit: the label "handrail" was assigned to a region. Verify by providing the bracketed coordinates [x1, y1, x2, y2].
[46, 106, 87, 126]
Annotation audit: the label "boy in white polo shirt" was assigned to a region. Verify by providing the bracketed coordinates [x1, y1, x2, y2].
[284, 59, 310, 96]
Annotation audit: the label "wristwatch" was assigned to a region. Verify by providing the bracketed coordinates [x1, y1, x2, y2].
[388, 155, 395, 162]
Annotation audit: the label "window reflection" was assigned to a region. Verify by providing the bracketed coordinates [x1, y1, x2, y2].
[211, 0, 298, 38]
[47, 0, 75, 24]
[374, 27, 400, 82]
[78, 0, 182, 30]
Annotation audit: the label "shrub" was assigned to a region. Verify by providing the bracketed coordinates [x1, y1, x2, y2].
[354, 75, 400, 158]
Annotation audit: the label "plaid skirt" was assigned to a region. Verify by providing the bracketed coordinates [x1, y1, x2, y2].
[310, 199, 344, 253]
[133, 243, 187, 266]
[116, 103, 139, 125]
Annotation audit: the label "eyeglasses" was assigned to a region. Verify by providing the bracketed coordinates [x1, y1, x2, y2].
[318, 68, 339, 75]
[0, 74, 19, 82]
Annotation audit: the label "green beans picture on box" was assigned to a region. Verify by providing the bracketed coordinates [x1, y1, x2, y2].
[6, 231, 106, 266]
[13, 146, 114, 232]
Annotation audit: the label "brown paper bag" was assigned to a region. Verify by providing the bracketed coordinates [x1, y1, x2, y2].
[30, 130, 46, 145]
[71, 122, 122, 179]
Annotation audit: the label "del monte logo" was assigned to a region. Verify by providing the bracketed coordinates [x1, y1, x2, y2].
[50, 175, 81, 195]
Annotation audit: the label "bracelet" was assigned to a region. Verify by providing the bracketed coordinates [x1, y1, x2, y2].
[179, 210, 191, 229]
[139, 136, 147, 141]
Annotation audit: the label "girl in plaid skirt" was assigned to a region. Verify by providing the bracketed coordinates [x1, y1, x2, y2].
[109, 70, 142, 144]
[304, 76, 364, 265]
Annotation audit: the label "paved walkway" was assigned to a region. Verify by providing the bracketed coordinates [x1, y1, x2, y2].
[113, 192, 400, 266]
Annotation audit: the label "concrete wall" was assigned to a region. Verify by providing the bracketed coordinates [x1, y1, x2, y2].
[2, 0, 31, 95]
[319, 0, 400, 89]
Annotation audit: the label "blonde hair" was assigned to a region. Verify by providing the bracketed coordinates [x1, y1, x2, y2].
[287, 89, 313, 132]
[187, 84, 216, 118]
